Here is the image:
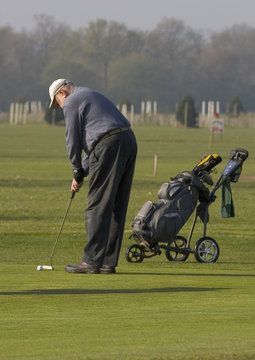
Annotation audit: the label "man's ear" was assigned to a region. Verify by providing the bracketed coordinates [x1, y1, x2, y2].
[59, 89, 68, 98]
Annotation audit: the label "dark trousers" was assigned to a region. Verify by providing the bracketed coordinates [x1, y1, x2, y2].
[83, 129, 137, 267]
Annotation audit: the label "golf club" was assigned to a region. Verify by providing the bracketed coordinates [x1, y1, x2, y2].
[37, 190, 75, 271]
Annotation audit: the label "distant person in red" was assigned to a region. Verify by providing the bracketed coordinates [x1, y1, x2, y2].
[214, 111, 219, 118]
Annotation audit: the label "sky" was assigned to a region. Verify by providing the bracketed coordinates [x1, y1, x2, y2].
[1, 0, 255, 33]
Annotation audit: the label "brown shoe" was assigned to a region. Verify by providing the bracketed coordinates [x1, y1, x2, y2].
[65, 261, 100, 274]
[100, 265, 116, 274]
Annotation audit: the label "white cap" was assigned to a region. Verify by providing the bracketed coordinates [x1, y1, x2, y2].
[48, 79, 72, 109]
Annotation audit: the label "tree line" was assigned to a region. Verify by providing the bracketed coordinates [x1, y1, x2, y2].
[0, 15, 255, 113]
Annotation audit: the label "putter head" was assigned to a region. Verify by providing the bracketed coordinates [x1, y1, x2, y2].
[43, 265, 54, 270]
[37, 265, 54, 271]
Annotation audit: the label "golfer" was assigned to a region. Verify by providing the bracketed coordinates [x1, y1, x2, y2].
[49, 79, 137, 274]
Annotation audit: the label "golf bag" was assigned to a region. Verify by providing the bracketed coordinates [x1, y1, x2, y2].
[127, 150, 248, 264]
[131, 170, 210, 247]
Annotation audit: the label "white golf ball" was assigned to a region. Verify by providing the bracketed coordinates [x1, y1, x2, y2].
[37, 265, 43, 271]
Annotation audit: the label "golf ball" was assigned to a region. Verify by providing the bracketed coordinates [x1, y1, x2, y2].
[37, 265, 43, 271]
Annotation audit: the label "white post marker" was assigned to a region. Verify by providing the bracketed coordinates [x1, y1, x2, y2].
[141, 101, 145, 115]
[154, 154, 158, 176]
[202, 101, 206, 116]
[146, 101, 152, 115]
[9, 103, 14, 125]
[153, 101, 157, 115]
[14, 103, 19, 125]
[18, 103, 23, 124]
[130, 104, 134, 125]
[184, 102, 188, 127]
[211, 101, 215, 116]
[38, 101, 42, 113]
[23, 102, 29, 125]
[121, 103, 128, 118]
[216, 101, 220, 114]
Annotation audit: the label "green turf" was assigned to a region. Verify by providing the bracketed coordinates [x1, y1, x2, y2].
[0, 122, 254, 360]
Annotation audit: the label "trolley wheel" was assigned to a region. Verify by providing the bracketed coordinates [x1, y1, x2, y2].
[165, 235, 189, 262]
[125, 244, 145, 263]
[194, 236, 220, 263]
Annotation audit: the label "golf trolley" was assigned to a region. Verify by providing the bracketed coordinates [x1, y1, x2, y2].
[126, 148, 249, 264]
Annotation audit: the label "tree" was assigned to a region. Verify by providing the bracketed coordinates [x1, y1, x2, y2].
[2, 17, 255, 114]
[195, 25, 255, 110]
[145, 18, 203, 63]
[0, 27, 38, 110]
[83, 19, 128, 92]
[144, 18, 204, 111]
[108, 53, 156, 107]
[32, 15, 69, 66]
[176, 94, 198, 127]
[227, 95, 245, 117]
[44, 106, 64, 125]
[0, 27, 19, 110]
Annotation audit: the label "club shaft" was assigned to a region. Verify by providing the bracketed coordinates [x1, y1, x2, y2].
[50, 191, 75, 266]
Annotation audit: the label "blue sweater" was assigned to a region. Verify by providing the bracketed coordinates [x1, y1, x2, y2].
[63, 86, 130, 176]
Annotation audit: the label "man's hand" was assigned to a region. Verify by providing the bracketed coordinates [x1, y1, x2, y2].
[72, 168, 85, 192]
[71, 178, 84, 192]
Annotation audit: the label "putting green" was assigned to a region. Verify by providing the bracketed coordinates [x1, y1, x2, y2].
[0, 122, 254, 359]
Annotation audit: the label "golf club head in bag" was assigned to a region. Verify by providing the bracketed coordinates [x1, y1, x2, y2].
[193, 153, 222, 185]
[223, 148, 249, 182]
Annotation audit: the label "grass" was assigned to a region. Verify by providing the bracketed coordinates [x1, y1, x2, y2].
[0, 122, 255, 360]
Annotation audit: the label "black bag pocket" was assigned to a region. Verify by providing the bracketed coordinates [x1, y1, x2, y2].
[153, 211, 182, 243]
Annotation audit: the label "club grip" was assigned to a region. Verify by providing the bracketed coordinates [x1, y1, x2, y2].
[71, 191, 75, 199]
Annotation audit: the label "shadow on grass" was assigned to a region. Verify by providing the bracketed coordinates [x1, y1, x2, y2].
[0, 215, 43, 221]
[121, 272, 255, 277]
[0, 178, 70, 188]
[0, 287, 228, 296]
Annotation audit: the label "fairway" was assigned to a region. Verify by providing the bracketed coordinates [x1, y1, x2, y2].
[0, 122, 254, 360]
